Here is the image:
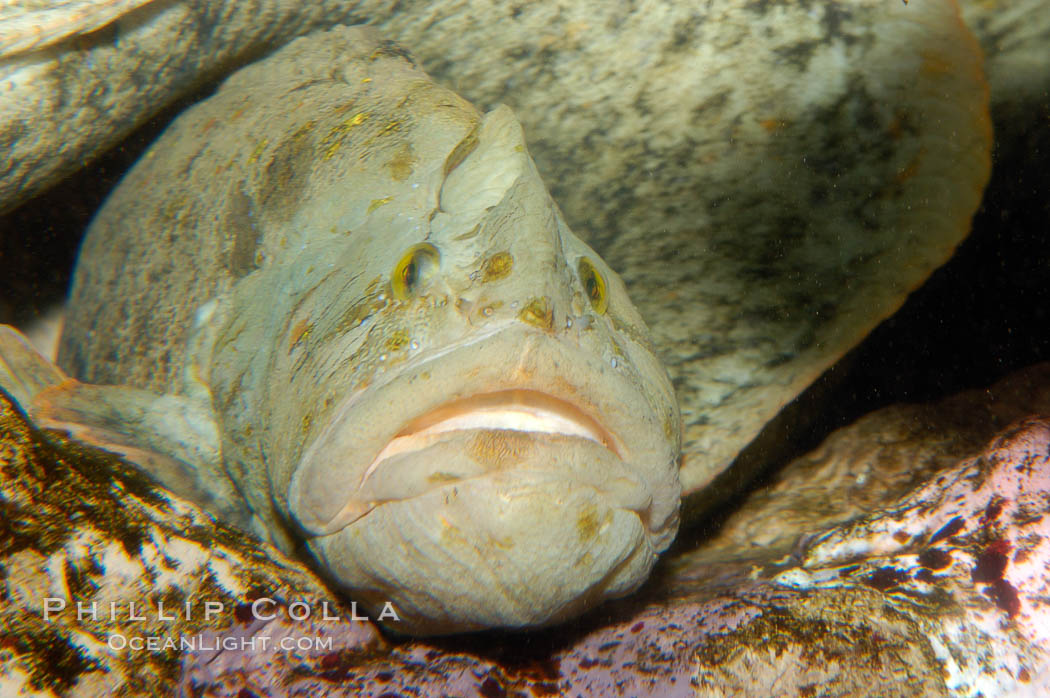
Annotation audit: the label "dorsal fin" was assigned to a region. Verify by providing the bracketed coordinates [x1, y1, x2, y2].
[431, 104, 533, 243]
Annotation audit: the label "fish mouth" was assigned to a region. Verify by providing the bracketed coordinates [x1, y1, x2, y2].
[359, 389, 622, 489]
[288, 325, 678, 542]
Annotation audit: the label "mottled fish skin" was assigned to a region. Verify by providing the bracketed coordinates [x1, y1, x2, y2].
[56, 26, 681, 635]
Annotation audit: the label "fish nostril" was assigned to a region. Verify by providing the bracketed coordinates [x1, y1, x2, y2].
[455, 297, 473, 316]
[475, 304, 498, 320]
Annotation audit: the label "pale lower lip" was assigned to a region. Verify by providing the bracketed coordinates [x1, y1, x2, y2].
[359, 389, 619, 487]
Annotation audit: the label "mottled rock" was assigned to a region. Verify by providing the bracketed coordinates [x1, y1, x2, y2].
[179, 365, 1050, 697]
[683, 362, 1050, 562]
[772, 417, 1050, 697]
[0, 388, 383, 696]
[961, 0, 1050, 112]
[0, 0, 406, 213]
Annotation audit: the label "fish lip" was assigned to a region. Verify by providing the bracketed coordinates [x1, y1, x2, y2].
[357, 388, 624, 490]
[289, 323, 675, 538]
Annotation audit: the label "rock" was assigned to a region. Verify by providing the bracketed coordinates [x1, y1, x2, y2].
[773, 419, 1050, 692]
[961, 0, 1050, 114]
[0, 388, 384, 696]
[0, 0, 407, 214]
[682, 362, 1050, 561]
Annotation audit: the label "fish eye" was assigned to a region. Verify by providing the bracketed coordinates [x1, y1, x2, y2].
[577, 257, 608, 314]
[392, 243, 440, 299]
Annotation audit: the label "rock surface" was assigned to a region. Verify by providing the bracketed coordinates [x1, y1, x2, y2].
[682, 363, 1050, 562]
[0, 0, 403, 213]
[0, 389, 383, 696]
[961, 0, 1050, 114]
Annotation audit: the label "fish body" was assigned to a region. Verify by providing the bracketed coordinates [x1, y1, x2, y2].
[23, 26, 681, 635]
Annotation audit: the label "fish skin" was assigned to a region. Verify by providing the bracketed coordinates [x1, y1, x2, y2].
[52, 26, 682, 635]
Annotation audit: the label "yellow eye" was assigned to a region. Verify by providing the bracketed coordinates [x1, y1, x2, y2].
[392, 243, 440, 300]
[577, 257, 607, 314]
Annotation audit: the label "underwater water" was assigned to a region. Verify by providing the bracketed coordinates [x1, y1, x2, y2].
[0, 0, 1049, 695]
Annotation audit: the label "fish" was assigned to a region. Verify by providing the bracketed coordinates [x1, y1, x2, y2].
[2, 0, 995, 524]
[0, 0, 992, 516]
[0, 25, 681, 636]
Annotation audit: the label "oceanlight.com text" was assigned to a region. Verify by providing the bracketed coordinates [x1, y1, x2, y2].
[107, 633, 335, 653]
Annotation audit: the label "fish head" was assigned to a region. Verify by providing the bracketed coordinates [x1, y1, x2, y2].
[278, 105, 681, 635]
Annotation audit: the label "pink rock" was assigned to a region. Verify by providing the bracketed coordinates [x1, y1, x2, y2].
[780, 416, 1050, 696]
